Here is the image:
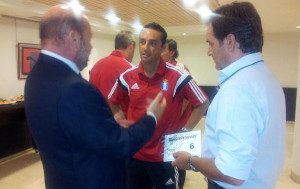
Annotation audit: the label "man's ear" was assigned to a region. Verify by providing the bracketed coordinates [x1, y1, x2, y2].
[170, 50, 175, 58]
[225, 34, 236, 51]
[162, 43, 166, 50]
[130, 41, 135, 50]
[68, 30, 81, 50]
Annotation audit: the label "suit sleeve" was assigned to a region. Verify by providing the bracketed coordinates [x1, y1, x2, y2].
[58, 81, 155, 159]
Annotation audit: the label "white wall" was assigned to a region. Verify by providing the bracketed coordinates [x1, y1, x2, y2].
[0, 16, 299, 98]
[170, 35, 219, 85]
[81, 33, 115, 79]
[0, 16, 116, 97]
[170, 33, 300, 86]
[263, 33, 299, 87]
[0, 16, 39, 97]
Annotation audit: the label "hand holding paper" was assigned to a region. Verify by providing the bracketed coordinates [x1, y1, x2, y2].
[171, 151, 191, 170]
[163, 130, 201, 162]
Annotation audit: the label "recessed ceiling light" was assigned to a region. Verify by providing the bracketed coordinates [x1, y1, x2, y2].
[143, 0, 150, 4]
[183, 33, 186, 36]
[105, 12, 120, 25]
[132, 24, 143, 31]
[97, 29, 101, 32]
[183, 0, 197, 7]
[296, 26, 300, 29]
[196, 5, 213, 22]
[131, 19, 143, 33]
[67, 0, 85, 15]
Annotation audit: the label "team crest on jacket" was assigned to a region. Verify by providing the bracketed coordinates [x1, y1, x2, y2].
[161, 79, 168, 91]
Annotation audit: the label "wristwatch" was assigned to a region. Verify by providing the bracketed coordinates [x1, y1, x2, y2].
[188, 155, 198, 172]
[181, 128, 190, 132]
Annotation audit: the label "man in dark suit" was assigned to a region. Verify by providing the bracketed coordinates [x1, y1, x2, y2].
[25, 4, 166, 189]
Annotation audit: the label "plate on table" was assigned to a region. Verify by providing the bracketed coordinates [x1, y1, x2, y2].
[14, 95, 24, 102]
[0, 100, 17, 105]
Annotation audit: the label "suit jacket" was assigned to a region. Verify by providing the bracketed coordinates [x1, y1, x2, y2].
[25, 54, 156, 189]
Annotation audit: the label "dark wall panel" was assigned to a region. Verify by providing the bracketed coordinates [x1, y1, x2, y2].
[283, 88, 297, 121]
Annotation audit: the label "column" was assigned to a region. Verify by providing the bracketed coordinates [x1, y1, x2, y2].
[291, 33, 300, 184]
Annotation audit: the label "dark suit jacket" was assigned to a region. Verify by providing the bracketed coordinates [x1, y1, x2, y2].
[25, 54, 156, 189]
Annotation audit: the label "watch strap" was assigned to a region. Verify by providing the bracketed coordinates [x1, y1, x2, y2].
[188, 155, 198, 172]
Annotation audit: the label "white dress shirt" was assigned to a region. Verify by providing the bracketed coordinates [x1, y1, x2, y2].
[202, 53, 286, 189]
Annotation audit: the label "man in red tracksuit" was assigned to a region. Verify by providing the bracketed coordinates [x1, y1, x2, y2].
[108, 23, 209, 189]
[90, 30, 135, 119]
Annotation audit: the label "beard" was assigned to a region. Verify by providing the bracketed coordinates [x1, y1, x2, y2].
[75, 39, 90, 71]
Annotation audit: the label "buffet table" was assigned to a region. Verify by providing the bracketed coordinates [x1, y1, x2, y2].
[0, 102, 34, 159]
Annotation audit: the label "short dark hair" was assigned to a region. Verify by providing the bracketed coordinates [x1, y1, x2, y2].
[142, 22, 167, 46]
[167, 39, 179, 59]
[40, 11, 86, 45]
[210, 2, 263, 53]
[115, 30, 135, 50]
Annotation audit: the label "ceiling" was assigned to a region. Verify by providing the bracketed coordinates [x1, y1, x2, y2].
[0, 0, 300, 36]
[31, 0, 219, 26]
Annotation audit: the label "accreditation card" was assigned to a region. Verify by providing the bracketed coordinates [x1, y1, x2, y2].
[163, 130, 201, 162]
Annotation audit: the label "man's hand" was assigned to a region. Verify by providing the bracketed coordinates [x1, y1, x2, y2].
[147, 92, 166, 120]
[171, 151, 191, 170]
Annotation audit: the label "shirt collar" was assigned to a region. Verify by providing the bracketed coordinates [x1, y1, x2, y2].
[219, 52, 263, 85]
[41, 49, 80, 74]
[111, 50, 128, 60]
[170, 59, 177, 66]
[138, 58, 166, 78]
[111, 50, 133, 66]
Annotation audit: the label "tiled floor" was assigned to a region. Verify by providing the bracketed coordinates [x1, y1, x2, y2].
[0, 120, 299, 189]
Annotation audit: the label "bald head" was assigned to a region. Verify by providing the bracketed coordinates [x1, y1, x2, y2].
[40, 4, 92, 71]
[40, 4, 89, 46]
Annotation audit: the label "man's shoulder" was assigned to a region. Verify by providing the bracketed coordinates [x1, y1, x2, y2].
[64, 77, 100, 98]
[30, 56, 76, 80]
[95, 54, 119, 65]
[95, 55, 132, 68]
[165, 63, 189, 76]
[176, 62, 190, 72]
[170, 61, 190, 73]
[120, 65, 139, 77]
[116, 66, 139, 88]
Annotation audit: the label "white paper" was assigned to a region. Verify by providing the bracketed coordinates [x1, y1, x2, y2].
[163, 130, 201, 162]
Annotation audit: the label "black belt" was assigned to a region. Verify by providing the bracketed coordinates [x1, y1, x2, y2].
[207, 178, 225, 189]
